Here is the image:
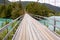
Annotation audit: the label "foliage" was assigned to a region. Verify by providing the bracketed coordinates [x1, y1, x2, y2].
[25, 2, 55, 17]
[0, 2, 24, 19]
[55, 12, 60, 16]
[0, 2, 24, 40]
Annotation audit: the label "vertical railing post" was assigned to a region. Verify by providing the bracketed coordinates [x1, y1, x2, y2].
[37, 0, 39, 3]
[54, 17, 56, 32]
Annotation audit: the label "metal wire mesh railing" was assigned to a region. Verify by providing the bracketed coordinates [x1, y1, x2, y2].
[30, 14, 60, 35]
[0, 15, 24, 40]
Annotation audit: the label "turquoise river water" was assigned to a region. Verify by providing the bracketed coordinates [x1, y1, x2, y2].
[0, 16, 60, 31]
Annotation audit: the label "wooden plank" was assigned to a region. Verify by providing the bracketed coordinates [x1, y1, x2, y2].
[12, 14, 60, 40]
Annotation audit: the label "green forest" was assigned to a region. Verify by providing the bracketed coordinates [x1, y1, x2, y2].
[0, 2, 60, 19]
[26, 2, 55, 17]
[0, 2, 24, 19]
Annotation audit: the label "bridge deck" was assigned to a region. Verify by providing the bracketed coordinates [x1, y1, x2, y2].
[12, 14, 60, 40]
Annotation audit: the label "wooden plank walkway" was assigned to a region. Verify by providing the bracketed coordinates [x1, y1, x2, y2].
[12, 14, 60, 40]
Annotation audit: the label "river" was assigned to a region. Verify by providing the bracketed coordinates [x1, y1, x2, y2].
[0, 18, 13, 30]
[39, 16, 60, 31]
[0, 16, 60, 31]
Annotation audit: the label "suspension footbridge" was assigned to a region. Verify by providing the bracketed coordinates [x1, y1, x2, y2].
[12, 14, 60, 40]
[0, 13, 60, 40]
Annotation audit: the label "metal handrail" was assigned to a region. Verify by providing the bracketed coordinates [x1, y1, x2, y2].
[3, 21, 19, 40]
[30, 14, 60, 22]
[0, 15, 23, 40]
[47, 22, 60, 29]
[3, 16, 23, 40]
[3, 19, 22, 40]
[0, 15, 23, 33]
[32, 15, 60, 31]
[36, 16, 60, 28]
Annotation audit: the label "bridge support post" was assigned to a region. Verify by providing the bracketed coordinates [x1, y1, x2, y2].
[54, 18, 56, 32]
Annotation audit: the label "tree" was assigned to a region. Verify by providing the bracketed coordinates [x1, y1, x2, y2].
[25, 2, 55, 17]
[5, 4, 12, 18]
[0, 2, 24, 19]
[0, 10, 6, 18]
